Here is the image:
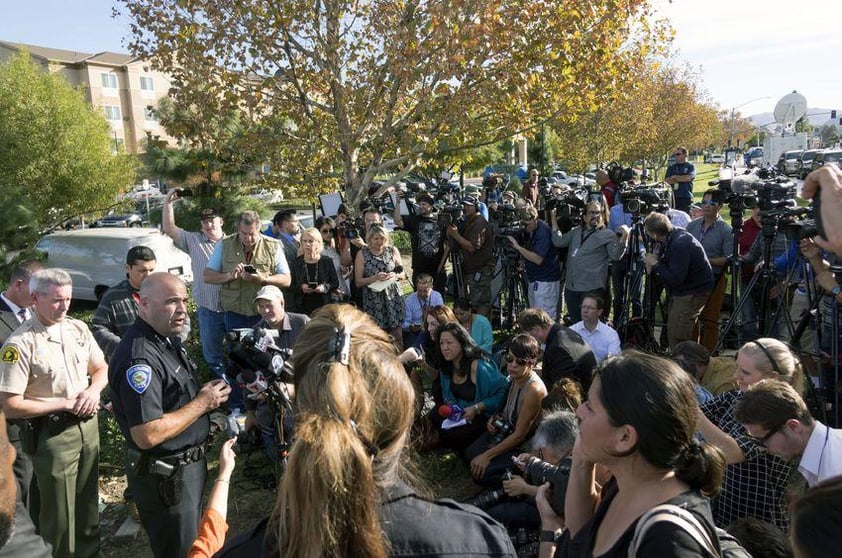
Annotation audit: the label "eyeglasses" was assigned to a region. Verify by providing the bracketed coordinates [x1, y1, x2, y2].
[505, 353, 533, 366]
[748, 423, 785, 448]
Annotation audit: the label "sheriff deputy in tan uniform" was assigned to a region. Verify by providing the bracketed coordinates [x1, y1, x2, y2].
[0, 268, 107, 558]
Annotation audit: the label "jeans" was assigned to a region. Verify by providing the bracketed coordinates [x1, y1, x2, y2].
[197, 306, 226, 379]
[223, 311, 261, 411]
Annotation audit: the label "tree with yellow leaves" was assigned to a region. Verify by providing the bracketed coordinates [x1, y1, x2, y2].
[119, 0, 670, 207]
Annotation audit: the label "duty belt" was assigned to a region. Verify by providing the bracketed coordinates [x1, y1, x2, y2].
[155, 445, 207, 466]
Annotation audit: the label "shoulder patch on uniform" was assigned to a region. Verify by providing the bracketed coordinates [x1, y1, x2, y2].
[1, 346, 19, 364]
[126, 364, 152, 395]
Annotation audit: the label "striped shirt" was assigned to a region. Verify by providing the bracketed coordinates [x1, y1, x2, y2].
[175, 231, 222, 311]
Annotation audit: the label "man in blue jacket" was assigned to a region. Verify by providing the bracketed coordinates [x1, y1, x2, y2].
[644, 212, 713, 350]
[506, 206, 561, 319]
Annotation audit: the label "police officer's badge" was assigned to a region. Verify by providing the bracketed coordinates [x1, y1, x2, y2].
[1, 346, 19, 364]
[127, 364, 152, 394]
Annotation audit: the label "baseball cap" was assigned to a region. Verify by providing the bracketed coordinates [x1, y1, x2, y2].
[254, 285, 284, 302]
[416, 193, 435, 205]
[462, 195, 479, 206]
[199, 208, 221, 220]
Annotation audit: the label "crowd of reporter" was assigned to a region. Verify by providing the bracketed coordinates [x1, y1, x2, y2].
[0, 160, 842, 557]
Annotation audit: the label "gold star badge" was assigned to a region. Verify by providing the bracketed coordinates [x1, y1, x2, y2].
[1, 346, 20, 364]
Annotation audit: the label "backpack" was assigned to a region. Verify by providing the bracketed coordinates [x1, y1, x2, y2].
[629, 504, 751, 558]
[417, 217, 441, 257]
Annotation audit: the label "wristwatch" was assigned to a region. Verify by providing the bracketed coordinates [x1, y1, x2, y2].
[540, 529, 562, 543]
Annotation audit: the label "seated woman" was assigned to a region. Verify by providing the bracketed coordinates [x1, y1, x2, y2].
[453, 298, 494, 354]
[429, 322, 507, 454]
[290, 227, 340, 315]
[409, 305, 458, 413]
[537, 350, 726, 557]
[696, 337, 804, 532]
[214, 304, 515, 557]
[466, 333, 547, 485]
[483, 409, 579, 531]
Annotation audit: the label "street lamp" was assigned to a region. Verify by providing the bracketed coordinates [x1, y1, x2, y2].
[729, 96, 771, 148]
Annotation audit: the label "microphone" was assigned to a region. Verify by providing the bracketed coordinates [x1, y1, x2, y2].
[438, 403, 463, 420]
[236, 369, 268, 397]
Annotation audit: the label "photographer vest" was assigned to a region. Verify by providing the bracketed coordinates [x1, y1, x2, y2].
[219, 234, 281, 316]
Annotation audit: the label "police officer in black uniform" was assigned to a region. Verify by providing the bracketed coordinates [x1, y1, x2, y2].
[109, 273, 230, 558]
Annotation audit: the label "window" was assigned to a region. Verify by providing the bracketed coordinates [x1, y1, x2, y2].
[144, 106, 158, 123]
[103, 105, 122, 121]
[140, 76, 155, 98]
[101, 73, 118, 90]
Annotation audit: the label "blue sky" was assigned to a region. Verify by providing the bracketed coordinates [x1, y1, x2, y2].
[1, 0, 840, 119]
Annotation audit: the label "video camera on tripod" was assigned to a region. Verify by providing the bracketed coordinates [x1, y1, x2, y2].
[620, 184, 672, 216]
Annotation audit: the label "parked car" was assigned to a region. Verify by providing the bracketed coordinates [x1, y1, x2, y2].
[93, 212, 146, 228]
[35, 228, 192, 301]
[778, 149, 803, 176]
[710, 153, 725, 164]
[744, 147, 764, 167]
[810, 149, 842, 173]
[798, 149, 822, 178]
[122, 184, 164, 202]
[249, 188, 284, 204]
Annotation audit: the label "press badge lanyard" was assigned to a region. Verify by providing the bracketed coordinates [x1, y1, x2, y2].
[573, 227, 598, 258]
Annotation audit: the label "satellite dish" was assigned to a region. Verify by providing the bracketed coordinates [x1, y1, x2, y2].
[773, 91, 807, 127]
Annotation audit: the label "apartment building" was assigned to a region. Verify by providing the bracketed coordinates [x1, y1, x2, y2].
[0, 40, 176, 154]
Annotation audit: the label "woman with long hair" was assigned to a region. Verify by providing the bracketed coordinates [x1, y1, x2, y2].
[696, 337, 804, 532]
[315, 216, 350, 299]
[430, 321, 507, 454]
[407, 305, 458, 417]
[466, 333, 547, 485]
[537, 351, 726, 557]
[289, 227, 339, 315]
[214, 304, 515, 557]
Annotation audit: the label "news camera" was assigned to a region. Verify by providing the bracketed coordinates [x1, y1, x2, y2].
[226, 327, 296, 455]
[620, 185, 671, 215]
[607, 163, 636, 185]
[466, 456, 571, 517]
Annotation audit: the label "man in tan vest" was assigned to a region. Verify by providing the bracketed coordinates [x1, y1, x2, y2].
[204, 211, 291, 412]
[204, 210, 291, 331]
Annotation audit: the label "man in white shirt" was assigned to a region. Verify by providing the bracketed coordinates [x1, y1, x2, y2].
[568, 294, 621, 363]
[736, 379, 842, 487]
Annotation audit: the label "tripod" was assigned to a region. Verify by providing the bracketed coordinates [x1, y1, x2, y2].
[448, 248, 467, 300]
[715, 215, 785, 354]
[615, 216, 661, 352]
[493, 246, 530, 331]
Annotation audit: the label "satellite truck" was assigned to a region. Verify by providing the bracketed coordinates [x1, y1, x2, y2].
[762, 91, 809, 166]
